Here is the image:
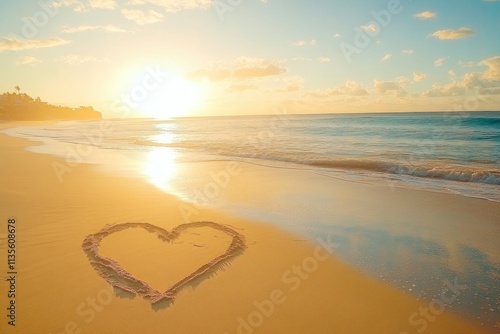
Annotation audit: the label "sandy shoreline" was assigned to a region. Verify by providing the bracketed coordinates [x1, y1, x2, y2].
[0, 125, 495, 333]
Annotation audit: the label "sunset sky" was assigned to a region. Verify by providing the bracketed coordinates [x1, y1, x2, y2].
[1, 0, 499, 118]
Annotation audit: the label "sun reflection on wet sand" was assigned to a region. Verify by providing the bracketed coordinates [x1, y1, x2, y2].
[141, 123, 180, 192]
[143, 147, 178, 193]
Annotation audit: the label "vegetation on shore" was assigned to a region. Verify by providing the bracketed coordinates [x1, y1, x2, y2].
[0, 86, 102, 121]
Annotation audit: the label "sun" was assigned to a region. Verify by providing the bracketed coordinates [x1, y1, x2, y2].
[140, 74, 203, 119]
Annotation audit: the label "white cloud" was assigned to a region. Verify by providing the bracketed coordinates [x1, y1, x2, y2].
[291, 56, 312, 62]
[334, 33, 342, 39]
[57, 54, 109, 65]
[374, 79, 407, 96]
[414, 11, 437, 19]
[413, 72, 427, 82]
[431, 27, 474, 40]
[480, 56, 500, 81]
[17, 56, 41, 65]
[293, 40, 306, 47]
[434, 56, 450, 67]
[360, 24, 378, 33]
[274, 76, 304, 93]
[0, 36, 71, 52]
[423, 72, 500, 97]
[121, 9, 163, 25]
[127, 0, 213, 12]
[401, 49, 414, 55]
[305, 80, 369, 98]
[319, 57, 331, 63]
[423, 82, 464, 97]
[50, 0, 86, 12]
[381, 54, 392, 62]
[292, 39, 316, 47]
[395, 76, 410, 88]
[188, 57, 287, 81]
[462, 72, 485, 89]
[89, 0, 116, 9]
[62, 24, 125, 33]
[457, 60, 477, 68]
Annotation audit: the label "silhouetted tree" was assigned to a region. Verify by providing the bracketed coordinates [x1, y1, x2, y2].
[0, 91, 102, 120]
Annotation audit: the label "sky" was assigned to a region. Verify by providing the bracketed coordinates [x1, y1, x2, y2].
[0, 0, 499, 118]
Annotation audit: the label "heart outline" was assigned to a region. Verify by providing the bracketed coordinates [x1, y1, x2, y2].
[82, 221, 246, 304]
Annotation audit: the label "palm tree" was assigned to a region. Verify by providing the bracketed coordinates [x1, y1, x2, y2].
[14, 86, 20, 94]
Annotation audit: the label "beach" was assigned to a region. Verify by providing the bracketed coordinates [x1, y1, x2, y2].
[2, 0, 499, 331]
[0, 121, 498, 333]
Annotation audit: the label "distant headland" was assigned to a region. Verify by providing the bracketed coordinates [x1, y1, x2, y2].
[0, 87, 102, 121]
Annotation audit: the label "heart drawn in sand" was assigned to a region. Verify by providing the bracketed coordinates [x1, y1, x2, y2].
[82, 222, 246, 304]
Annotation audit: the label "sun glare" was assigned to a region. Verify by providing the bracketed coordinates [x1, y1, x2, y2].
[143, 147, 178, 192]
[140, 75, 202, 119]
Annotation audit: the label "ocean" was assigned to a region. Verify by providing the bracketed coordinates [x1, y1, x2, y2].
[6, 111, 499, 201]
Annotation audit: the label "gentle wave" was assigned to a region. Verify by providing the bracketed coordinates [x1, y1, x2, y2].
[4, 112, 499, 201]
[309, 159, 500, 185]
[133, 140, 500, 186]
